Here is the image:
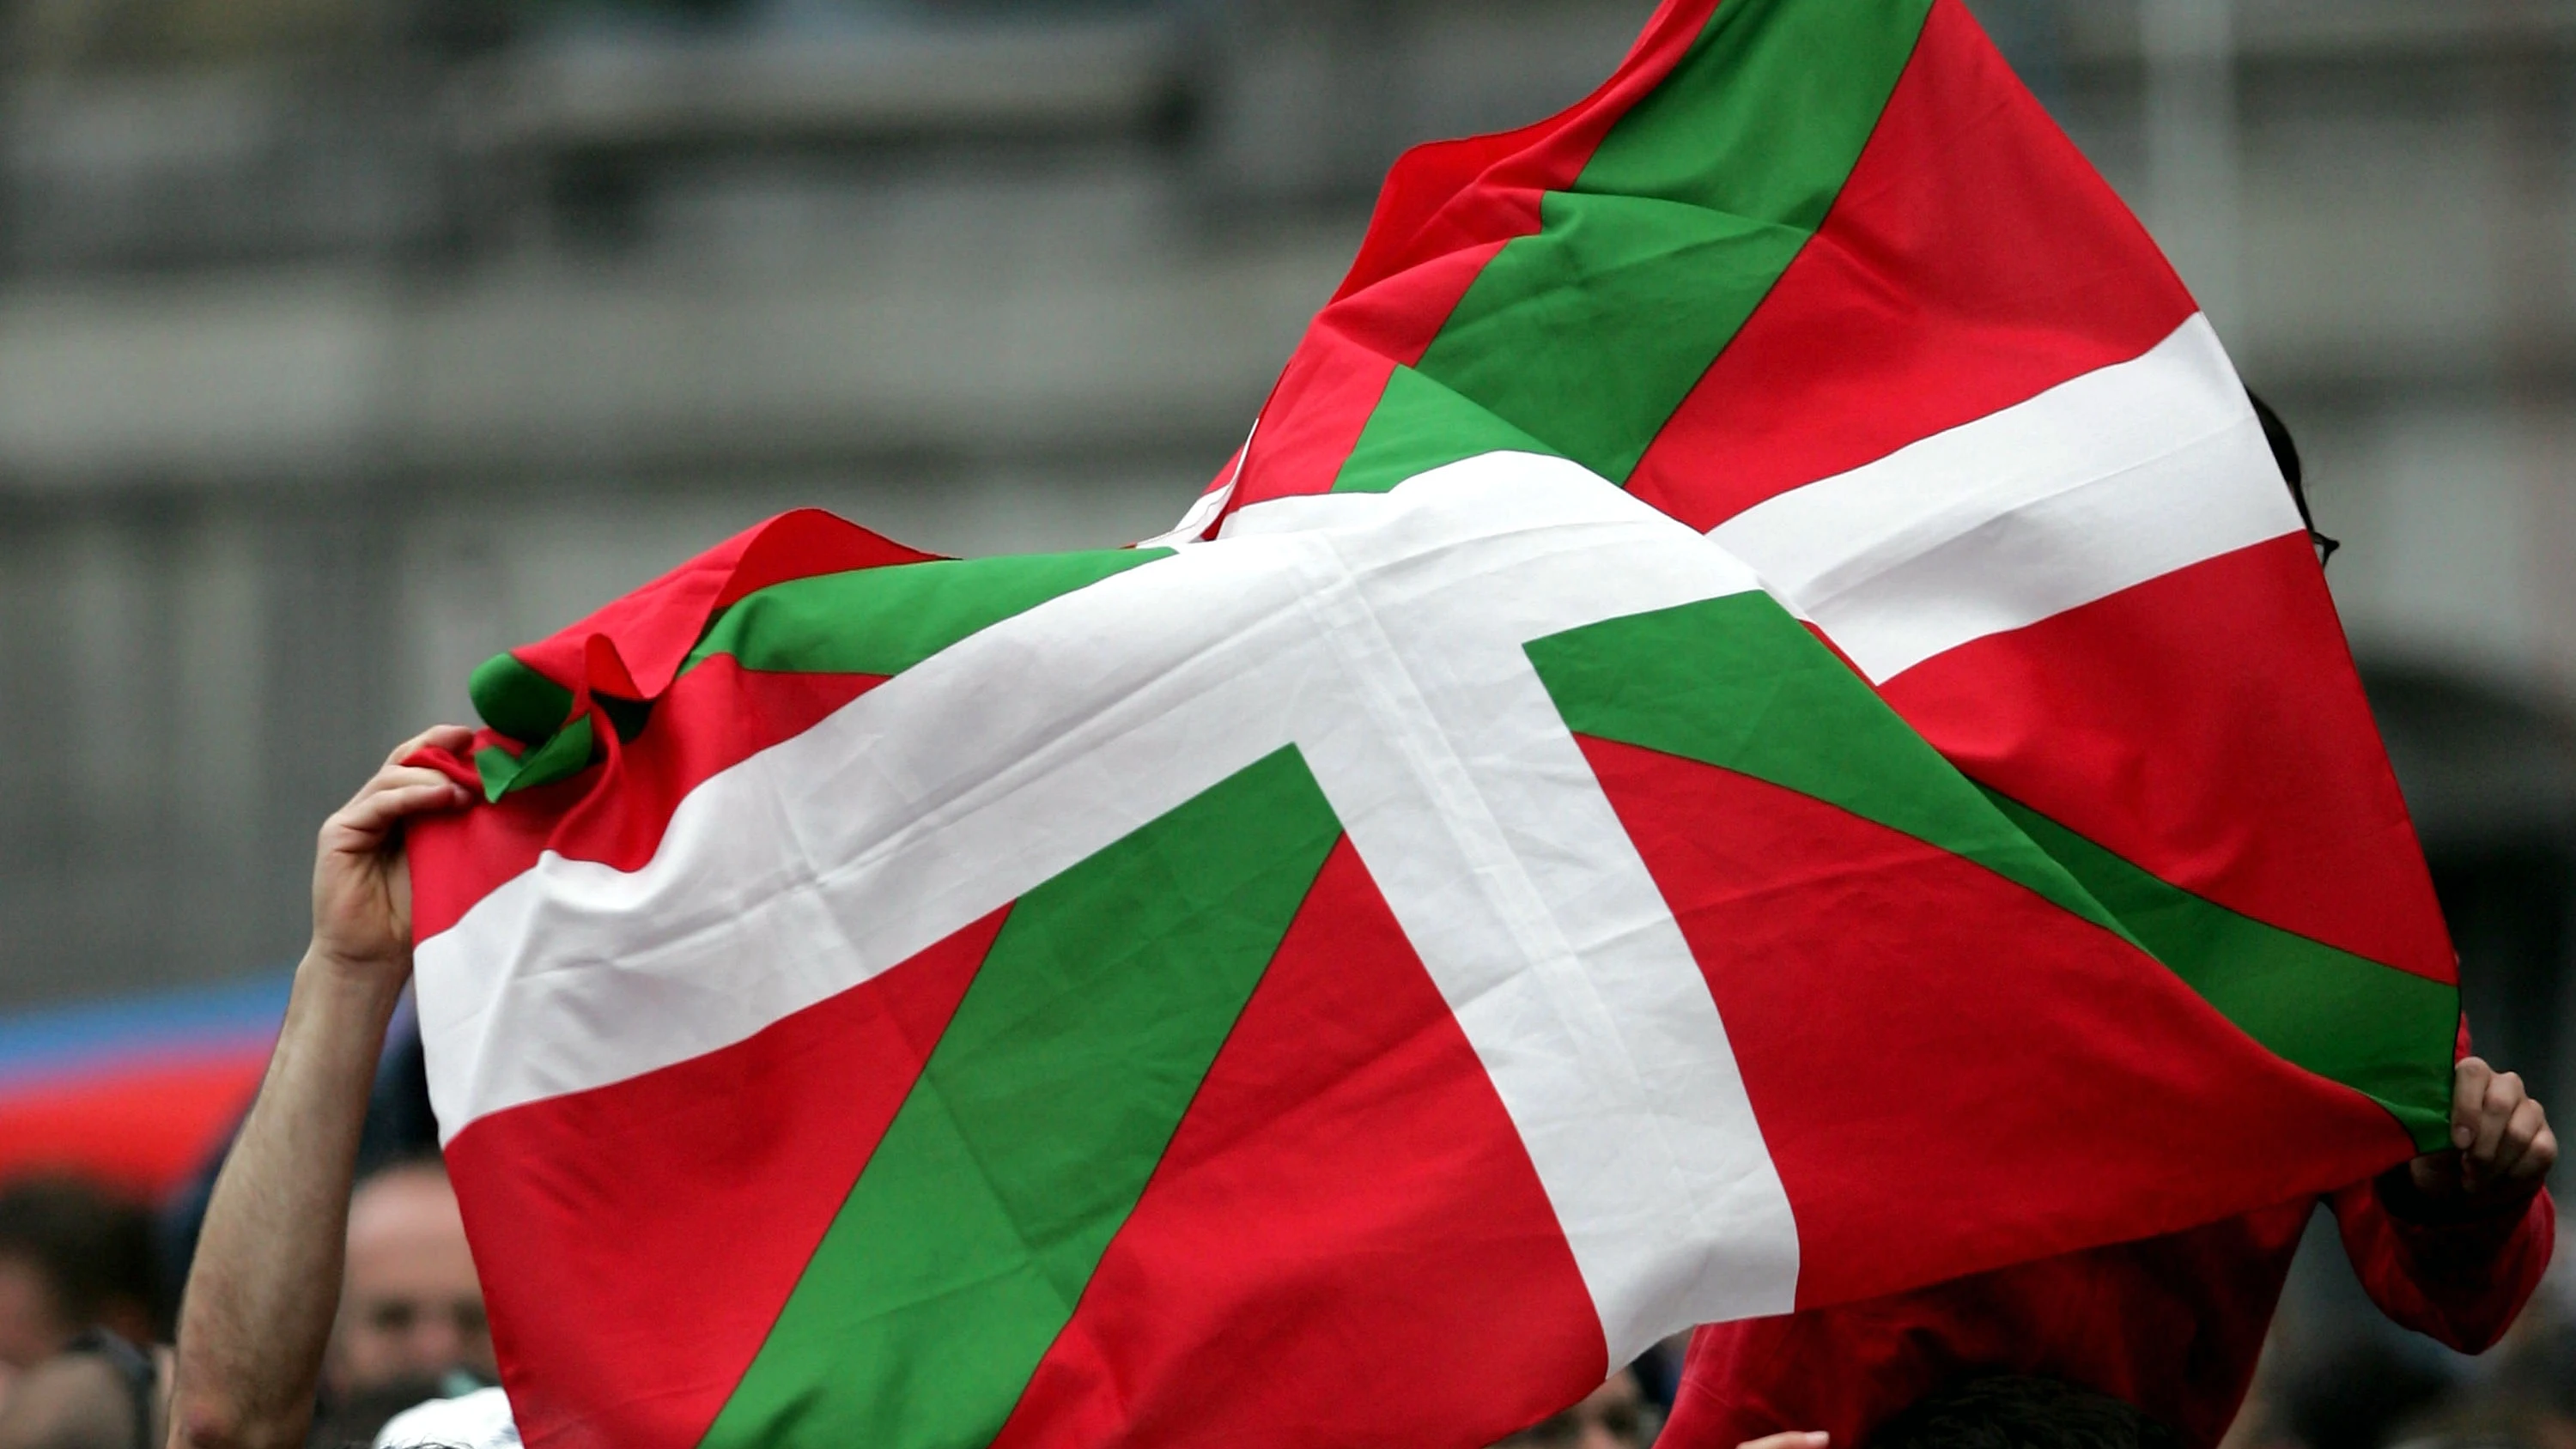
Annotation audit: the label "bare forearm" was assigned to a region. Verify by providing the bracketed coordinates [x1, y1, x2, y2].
[168, 953, 402, 1449]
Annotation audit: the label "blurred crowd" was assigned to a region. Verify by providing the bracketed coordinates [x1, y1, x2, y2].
[0, 1063, 2555, 1449]
[0, 1159, 497, 1448]
[0, 1009, 497, 1448]
[2226, 1245, 2576, 1449]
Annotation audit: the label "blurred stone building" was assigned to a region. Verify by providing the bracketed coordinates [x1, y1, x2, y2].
[1, 0, 2572, 1119]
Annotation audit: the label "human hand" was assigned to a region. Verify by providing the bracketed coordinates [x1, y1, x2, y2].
[308, 726, 476, 984]
[2409, 1057, 2557, 1203]
[1740, 1434, 1828, 1449]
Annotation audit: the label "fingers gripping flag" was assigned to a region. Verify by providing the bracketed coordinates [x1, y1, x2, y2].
[407, 4, 2459, 1448]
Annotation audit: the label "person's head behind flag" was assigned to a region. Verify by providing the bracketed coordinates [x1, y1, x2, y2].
[328, 1157, 493, 1403]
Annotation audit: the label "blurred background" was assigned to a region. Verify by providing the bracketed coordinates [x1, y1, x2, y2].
[0, 0, 2570, 1441]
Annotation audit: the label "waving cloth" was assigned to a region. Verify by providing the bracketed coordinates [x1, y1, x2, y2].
[405, 3, 2458, 1447]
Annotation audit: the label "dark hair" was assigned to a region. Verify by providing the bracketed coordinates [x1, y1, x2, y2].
[0, 1179, 161, 1340]
[2246, 391, 2340, 566]
[1868, 1375, 2182, 1449]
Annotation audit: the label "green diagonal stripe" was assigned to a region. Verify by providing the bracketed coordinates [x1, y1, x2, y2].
[469, 547, 1170, 798]
[1983, 790, 2458, 1150]
[1332, 366, 1563, 497]
[698, 746, 1343, 1449]
[1336, 0, 1935, 492]
[682, 549, 1170, 678]
[1523, 591, 2456, 1147]
[1524, 592, 2134, 943]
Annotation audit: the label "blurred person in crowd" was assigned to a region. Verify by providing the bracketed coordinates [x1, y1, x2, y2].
[301, 1374, 500, 1449]
[324, 1161, 489, 1404]
[0, 1342, 163, 1449]
[1660, 405, 2559, 1449]
[1492, 1362, 1657, 1448]
[2437, 1272, 2576, 1449]
[166, 727, 509, 1449]
[354, 1386, 515, 1449]
[2276, 1331, 2457, 1449]
[2244, 1180, 2576, 1449]
[2318, 1251, 2576, 1449]
[1868, 1375, 2183, 1449]
[2386, 1397, 2576, 1449]
[0, 1180, 160, 1373]
[1690, 1377, 2187, 1449]
[0, 1181, 173, 1448]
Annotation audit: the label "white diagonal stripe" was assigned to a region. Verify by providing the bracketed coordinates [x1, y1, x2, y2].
[1710, 314, 2303, 683]
[417, 452, 1798, 1357]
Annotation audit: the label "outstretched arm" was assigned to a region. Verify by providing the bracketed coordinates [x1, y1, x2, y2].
[167, 729, 476, 1449]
